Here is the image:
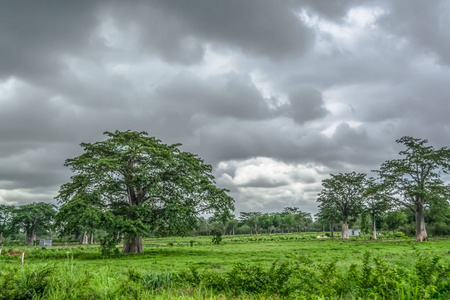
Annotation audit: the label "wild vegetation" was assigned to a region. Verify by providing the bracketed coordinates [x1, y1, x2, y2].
[1, 234, 449, 299]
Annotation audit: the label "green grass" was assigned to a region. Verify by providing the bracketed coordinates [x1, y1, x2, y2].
[1, 233, 450, 299]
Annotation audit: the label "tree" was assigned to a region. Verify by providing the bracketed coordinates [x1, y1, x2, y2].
[55, 193, 104, 244]
[11, 202, 56, 246]
[239, 212, 262, 236]
[282, 207, 313, 232]
[425, 196, 450, 235]
[317, 172, 366, 239]
[280, 213, 295, 233]
[271, 213, 282, 233]
[259, 213, 272, 234]
[0, 205, 14, 245]
[57, 130, 234, 253]
[375, 137, 450, 241]
[316, 202, 341, 238]
[364, 178, 391, 240]
[384, 210, 408, 234]
[225, 218, 239, 235]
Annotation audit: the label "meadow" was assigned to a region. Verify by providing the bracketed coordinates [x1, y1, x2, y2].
[1, 233, 449, 299]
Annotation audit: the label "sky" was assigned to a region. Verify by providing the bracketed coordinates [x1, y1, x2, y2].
[1, 0, 450, 215]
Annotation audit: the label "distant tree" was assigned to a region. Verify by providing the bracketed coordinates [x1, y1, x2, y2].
[425, 196, 450, 236]
[271, 213, 282, 233]
[280, 213, 295, 234]
[316, 202, 341, 238]
[197, 217, 210, 235]
[317, 172, 366, 239]
[209, 219, 226, 235]
[364, 178, 391, 240]
[55, 193, 104, 244]
[225, 218, 239, 235]
[384, 210, 408, 234]
[11, 202, 56, 246]
[0, 205, 14, 245]
[259, 213, 272, 234]
[57, 130, 234, 253]
[239, 212, 261, 236]
[375, 137, 450, 241]
[295, 212, 313, 232]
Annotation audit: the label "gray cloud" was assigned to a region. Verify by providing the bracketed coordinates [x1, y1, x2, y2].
[1, 0, 449, 214]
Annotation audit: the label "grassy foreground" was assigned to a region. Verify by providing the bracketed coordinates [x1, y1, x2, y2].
[1, 233, 449, 299]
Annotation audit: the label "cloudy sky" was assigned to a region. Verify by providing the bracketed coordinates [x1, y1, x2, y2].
[1, 0, 450, 215]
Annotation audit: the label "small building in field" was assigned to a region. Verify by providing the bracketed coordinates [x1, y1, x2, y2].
[349, 229, 361, 236]
[39, 239, 52, 247]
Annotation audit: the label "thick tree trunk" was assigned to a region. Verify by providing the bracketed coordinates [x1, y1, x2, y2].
[89, 232, 94, 244]
[341, 219, 349, 239]
[330, 222, 334, 239]
[415, 201, 428, 241]
[80, 231, 88, 244]
[122, 236, 143, 253]
[25, 229, 35, 246]
[372, 214, 377, 240]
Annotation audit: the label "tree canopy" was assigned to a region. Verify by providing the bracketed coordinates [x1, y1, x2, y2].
[317, 172, 366, 239]
[11, 202, 56, 246]
[56, 130, 234, 253]
[375, 136, 450, 241]
[0, 204, 14, 245]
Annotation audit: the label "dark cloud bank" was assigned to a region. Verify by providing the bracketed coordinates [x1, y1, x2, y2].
[1, 0, 450, 214]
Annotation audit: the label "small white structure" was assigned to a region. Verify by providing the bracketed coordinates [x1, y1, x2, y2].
[348, 229, 361, 236]
[39, 239, 52, 247]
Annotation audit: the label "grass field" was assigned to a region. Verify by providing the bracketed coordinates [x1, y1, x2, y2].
[1, 233, 450, 299]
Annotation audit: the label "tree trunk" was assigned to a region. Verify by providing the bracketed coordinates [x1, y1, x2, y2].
[25, 229, 35, 246]
[415, 201, 428, 241]
[80, 231, 89, 244]
[122, 236, 143, 253]
[341, 219, 349, 239]
[89, 232, 94, 244]
[0, 232, 2, 245]
[372, 215, 377, 240]
[329, 222, 334, 239]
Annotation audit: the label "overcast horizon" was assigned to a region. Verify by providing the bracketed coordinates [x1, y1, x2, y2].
[1, 0, 450, 215]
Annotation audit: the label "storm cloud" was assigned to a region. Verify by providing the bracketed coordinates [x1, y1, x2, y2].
[1, 0, 449, 215]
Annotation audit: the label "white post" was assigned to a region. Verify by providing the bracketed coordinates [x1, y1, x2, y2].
[21, 251, 25, 266]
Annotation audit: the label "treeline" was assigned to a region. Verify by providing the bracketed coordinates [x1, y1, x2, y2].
[196, 207, 314, 236]
[0, 204, 315, 245]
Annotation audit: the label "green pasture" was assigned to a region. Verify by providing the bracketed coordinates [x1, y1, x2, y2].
[1, 233, 450, 299]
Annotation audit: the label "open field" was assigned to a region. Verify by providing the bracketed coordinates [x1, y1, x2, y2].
[1, 233, 450, 299]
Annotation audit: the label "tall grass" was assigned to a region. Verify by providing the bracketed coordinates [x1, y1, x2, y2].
[1, 235, 449, 299]
[0, 245, 448, 299]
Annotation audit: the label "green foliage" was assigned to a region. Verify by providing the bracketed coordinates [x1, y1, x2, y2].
[317, 172, 367, 238]
[56, 130, 234, 252]
[376, 136, 450, 241]
[0, 205, 14, 243]
[10, 202, 56, 245]
[0, 236, 450, 299]
[211, 230, 222, 245]
[99, 235, 120, 256]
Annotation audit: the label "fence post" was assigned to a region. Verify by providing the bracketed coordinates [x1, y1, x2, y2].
[21, 252, 25, 266]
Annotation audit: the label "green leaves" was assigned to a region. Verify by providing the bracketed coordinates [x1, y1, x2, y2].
[56, 130, 234, 251]
[375, 136, 450, 241]
[318, 172, 367, 221]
